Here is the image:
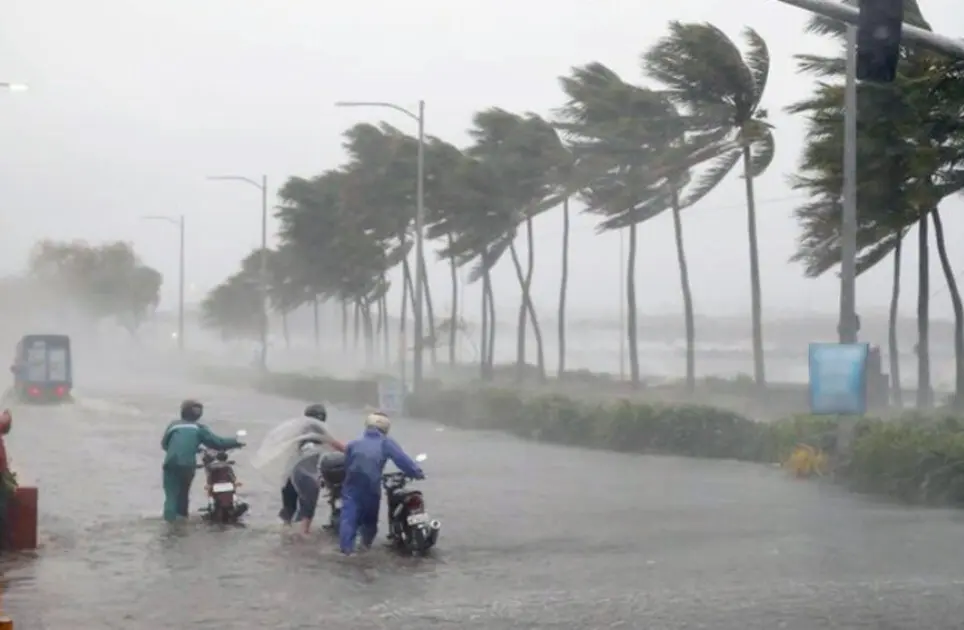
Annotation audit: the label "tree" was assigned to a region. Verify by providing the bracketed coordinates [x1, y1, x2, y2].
[27, 239, 162, 335]
[556, 61, 729, 390]
[644, 22, 776, 390]
[200, 254, 262, 342]
[787, 0, 964, 408]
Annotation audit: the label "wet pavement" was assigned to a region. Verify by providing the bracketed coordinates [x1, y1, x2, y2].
[4, 375, 964, 629]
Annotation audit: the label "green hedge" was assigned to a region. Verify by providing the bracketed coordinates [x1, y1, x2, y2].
[195, 366, 964, 507]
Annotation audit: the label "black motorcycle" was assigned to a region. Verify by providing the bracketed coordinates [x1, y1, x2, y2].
[319, 451, 346, 532]
[197, 429, 249, 525]
[383, 453, 440, 555]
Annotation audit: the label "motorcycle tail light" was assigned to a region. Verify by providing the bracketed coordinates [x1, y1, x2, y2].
[405, 494, 424, 511]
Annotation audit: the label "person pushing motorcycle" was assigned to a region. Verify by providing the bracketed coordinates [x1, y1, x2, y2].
[339, 411, 424, 555]
[278, 403, 346, 534]
[160, 399, 245, 522]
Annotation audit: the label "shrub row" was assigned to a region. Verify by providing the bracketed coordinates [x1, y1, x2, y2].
[196, 366, 964, 507]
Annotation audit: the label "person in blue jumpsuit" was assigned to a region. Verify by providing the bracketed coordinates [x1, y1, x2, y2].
[160, 399, 244, 522]
[339, 412, 423, 555]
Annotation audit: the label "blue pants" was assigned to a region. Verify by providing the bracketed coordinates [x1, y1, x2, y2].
[338, 489, 380, 554]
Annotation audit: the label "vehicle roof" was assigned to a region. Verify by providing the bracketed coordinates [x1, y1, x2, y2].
[19, 334, 71, 343]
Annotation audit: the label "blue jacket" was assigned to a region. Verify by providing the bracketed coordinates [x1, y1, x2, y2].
[343, 428, 423, 496]
[161, 420, 241, 468]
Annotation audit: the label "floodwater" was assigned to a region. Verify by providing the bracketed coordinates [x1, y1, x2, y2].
[4, 378, 964, 629]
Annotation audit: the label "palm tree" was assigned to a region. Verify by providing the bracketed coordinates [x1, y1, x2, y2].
[556, 63, 685, 387]
[788, 0, 964, 409]
[465, 108, 564, 383]
[644, 22, 776, 391]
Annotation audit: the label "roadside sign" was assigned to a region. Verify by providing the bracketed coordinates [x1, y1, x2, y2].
[808, 342, 869, 415]
[377, 378, 405, 415]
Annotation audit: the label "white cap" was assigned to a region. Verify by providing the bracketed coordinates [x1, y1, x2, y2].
[365, 411, 391, 434]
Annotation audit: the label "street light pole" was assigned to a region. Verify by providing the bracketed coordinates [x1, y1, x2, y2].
[206, 174, 270, 371]
[142, 215, 186, 350]
[335, 99, 427, 393]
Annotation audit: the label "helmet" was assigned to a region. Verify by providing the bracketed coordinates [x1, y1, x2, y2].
[180, 399, 203, 422]
[365, 411, 391, 435]
[304, 403, 327, 423]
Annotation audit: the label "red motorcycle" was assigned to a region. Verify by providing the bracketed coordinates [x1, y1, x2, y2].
[197, 429, 249, 524]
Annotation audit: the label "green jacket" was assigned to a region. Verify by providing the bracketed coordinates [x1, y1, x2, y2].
[161, 420, 241, 468]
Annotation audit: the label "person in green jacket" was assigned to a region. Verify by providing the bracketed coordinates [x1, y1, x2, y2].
[161, 399, 245, 522]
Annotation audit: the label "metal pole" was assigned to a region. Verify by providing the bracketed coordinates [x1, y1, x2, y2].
[260, 174, 269, 371]
[774, 0, 964, 58]
[618, 230, 626, 380]
[413, 100, 426, 393]
[839, 26, 859, 344]
[178, 215, 185, 351]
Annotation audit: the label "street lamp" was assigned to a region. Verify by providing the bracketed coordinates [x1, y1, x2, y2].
[335, 99, 426, 393]
[206, 174, 269, 371]
[0, 83, 28, 92]
[142, 215, 185, 350]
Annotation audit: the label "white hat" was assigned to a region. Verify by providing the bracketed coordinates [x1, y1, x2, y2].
[365, 411, 391, 434]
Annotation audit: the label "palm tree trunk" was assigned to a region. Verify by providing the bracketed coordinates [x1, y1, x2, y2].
[524, 215, 546, 381]
[447, 234, 458, 366]
[509, 242, 529, 380]
[340, 300, 348, 354]
[557, 197, 570, 377]
[741, 145, 766, 390]
[931, 210, 964, 410]
[353, 301, 361, 351]
[887, 234, 903, 408]
[362, 301, 374, 367]
[400, 258, 412, 363]
[312, 295, 320, 351]
[916, 213, 932, 408]
[670, 187, 695, 393]
[281, 311, 290, 348]
[485, 266, 497, 377]
[627, 221, 640, 387]
[481, 268, 489, 380]
[375, 292, 384, 365]
[419, 258, 438, 367]
[380, 292, 390, 367]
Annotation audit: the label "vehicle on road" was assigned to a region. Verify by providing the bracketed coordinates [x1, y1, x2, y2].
[198, 429, 249, 524]
[10, 334, 73, 404]
[383, 453, 439, 555]
[319, 451, 346, 532]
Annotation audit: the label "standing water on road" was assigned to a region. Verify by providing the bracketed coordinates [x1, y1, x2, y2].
[4, 381, 964, 628]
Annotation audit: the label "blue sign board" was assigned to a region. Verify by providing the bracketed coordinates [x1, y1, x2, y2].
[377, 378, 406, 415]
[808, 342, 870, 415]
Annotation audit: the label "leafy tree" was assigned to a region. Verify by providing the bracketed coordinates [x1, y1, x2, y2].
[200, 252, 263, 342]
[27, 239, 162, 335]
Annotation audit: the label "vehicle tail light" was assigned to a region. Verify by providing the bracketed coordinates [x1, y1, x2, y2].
[405, 494, 423, 511]
[55, 386, 66, 397]
[27, 387, 40, 397]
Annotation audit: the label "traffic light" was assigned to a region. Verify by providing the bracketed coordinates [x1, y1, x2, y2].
[856, 0, 904, 83]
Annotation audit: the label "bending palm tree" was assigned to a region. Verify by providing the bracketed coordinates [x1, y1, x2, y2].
[644, 22, 775, 390]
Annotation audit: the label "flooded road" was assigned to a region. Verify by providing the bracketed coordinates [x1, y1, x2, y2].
[5, 378, 964, 628]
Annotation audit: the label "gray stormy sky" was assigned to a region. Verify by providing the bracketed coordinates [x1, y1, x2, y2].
[2, 0, 964, 322]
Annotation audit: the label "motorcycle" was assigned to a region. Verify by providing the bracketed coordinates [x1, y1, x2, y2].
[383, 453, 440, 555]
[198, 429, 249, 524]
[318, 451, 346, 532]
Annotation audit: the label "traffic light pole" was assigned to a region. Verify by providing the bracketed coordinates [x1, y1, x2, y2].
[839, 25, 858, 344]
[775, 0, 964, 59]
